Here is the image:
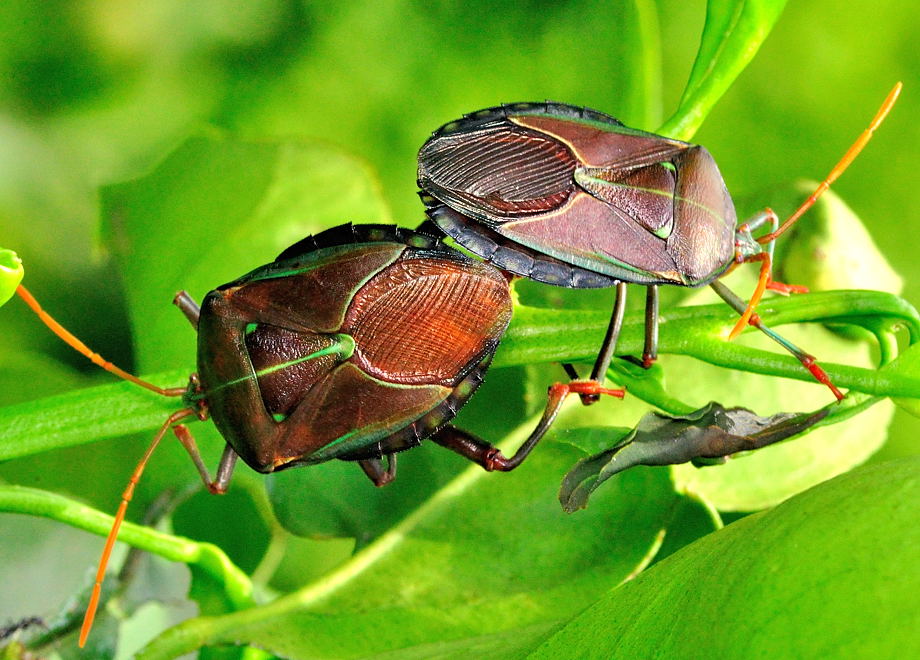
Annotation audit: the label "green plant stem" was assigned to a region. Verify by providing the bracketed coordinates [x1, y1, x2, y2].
[1, 291, 918, 465]
[500, 290, 920, 396]
[0, 485, 255, 612]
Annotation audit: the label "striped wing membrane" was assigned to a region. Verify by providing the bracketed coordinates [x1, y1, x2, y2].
[418, 124, 578, 219]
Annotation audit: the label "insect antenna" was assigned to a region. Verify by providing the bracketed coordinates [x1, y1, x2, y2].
[78, 407, 197, 647]
[729, 81, 902, 341]
[15, 285, 186, 396]
[761, 81, 902, 244]
[14, 283, 199, 644]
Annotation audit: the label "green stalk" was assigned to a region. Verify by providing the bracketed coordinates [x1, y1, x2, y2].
[0, 485, 255, 612]
[2, 291, 919, 466]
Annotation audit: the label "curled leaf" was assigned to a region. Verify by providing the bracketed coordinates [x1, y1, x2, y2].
[560, 402, 828, 512]
[0, 248, 24, 307]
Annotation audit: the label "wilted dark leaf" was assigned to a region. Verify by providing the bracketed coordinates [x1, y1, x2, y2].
[560, 402, 829, 512]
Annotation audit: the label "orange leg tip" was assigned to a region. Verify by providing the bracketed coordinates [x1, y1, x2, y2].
[766, 281, 809, 295]
[78, 588, 100, 647]
[801, 356, 846, 402]
[559, 380, 625, 399]
[727, 316, 749, 341]
[600, 386, 627, 399]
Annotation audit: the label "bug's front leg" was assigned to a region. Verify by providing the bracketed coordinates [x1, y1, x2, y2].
[172, 425, 239, 494]
[730, 209, 809, 340]
[710, 280, 845, 401]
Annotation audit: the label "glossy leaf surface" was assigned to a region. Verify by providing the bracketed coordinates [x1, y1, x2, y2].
[135, 439, 691, 659]
[534, 458, 920, 659]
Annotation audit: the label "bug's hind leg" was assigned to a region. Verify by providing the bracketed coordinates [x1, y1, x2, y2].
[358, 455, 398, 487]
[432, 380, 623, 471]
[710, 280, 844, 401]
[561, 282, 629, 404]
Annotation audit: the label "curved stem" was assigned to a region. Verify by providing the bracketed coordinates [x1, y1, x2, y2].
[0, 485, 255, 612]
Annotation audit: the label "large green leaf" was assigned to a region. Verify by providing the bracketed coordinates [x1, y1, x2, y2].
[136, 437, 691, 659]
[531, 457, 920, 658]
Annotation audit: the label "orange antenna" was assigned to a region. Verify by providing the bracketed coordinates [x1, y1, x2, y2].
[730, 82, 902, 341]
[758, 81, 902, 244]
[15, 285, 185, 397]
[78, 408, 196, 647]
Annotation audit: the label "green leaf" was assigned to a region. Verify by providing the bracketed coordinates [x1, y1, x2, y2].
[772, 184, 903, 297]
[659, 0, 788, 140]
[0, 248, 23, 307]
[0, 370, 185, 461]
[531, 457, 920, 658]
[0, 485, 254, 613]
[267, 444, 464, 544]
[135, 436, 684, 659]
[100, 134, 392, 373]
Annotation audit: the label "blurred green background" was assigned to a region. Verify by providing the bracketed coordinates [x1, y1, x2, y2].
[0, 0, 917, 654]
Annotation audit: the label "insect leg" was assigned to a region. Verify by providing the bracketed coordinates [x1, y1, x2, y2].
[642, 285, 659, 368]
[577, 281, 628, 403]
[80, 408, 198, 647]
[358, 455, 398, 487]
[173, 426, 239, 494]
[561, 283, 629, 400]
[174, 290, 201, 327]
[710, 280, 844, 400]
[431, 381, 623, 471]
